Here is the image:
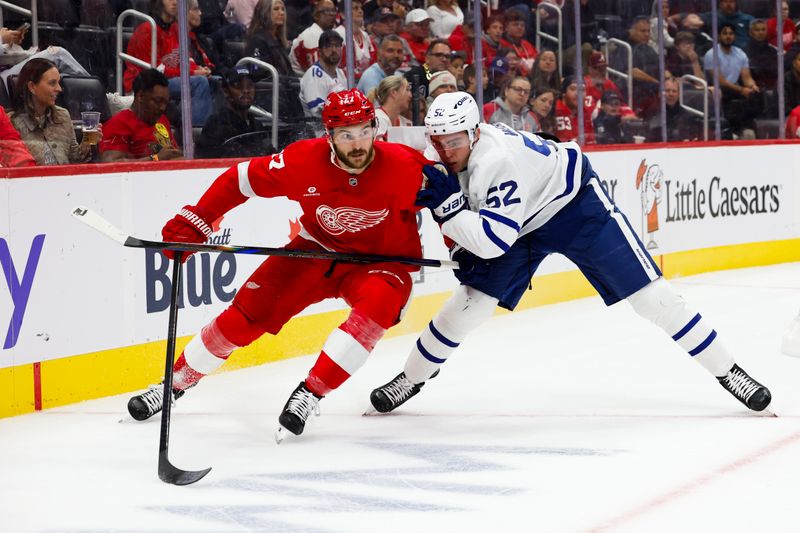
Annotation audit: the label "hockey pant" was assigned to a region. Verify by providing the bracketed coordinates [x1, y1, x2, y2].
[173, 237, 414, 395]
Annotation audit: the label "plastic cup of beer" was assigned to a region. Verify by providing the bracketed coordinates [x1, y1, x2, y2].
[81, 111, 101, 145]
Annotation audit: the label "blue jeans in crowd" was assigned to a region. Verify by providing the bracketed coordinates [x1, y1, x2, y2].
[168, 75, 212, 127]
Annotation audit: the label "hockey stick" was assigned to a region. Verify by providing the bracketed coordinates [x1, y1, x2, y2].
[158, 251, 212, 486]
[71, 206, 459, 269]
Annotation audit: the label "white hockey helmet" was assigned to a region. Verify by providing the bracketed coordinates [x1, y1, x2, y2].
[424, 91, 481, 149]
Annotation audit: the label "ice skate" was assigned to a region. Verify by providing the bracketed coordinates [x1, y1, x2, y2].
[717, 364, 772, 412]
[127, 383, 185, 421]
[275, 382, 321, 443]
[367, 372, 426, 414]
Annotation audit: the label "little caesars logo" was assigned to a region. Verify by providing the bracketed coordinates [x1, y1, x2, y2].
[634, 159, 781, 251]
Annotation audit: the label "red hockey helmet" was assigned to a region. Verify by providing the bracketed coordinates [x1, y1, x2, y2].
[322, 89, 376, 130]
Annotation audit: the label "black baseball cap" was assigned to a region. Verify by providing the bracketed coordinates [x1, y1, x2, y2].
[223, 67, 253, 87]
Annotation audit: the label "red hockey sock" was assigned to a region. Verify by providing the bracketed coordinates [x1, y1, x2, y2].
[306, 352, 349, 396]
[172, 353, 205, 390]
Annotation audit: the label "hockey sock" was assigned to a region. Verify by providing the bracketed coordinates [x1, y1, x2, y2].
[404, 285, 498, 383]
[627, 278, 734, 377]
[175, 319, 238, 390]
[306, 309, 386, 396]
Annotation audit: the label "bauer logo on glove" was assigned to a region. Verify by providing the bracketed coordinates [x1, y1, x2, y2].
[416, 163, 468, 224]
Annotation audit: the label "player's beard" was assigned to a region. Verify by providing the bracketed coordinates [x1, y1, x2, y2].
[333, 143, 375, 170]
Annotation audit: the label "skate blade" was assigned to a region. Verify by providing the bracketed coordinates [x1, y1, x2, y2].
[274, 426, 293, 444]
[362, 405, 389, 416]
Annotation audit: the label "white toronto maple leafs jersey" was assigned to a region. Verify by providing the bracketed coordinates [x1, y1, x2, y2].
[429, 122, 585, 259]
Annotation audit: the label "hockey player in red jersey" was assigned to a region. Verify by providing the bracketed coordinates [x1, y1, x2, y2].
[127, 89, 430, 441]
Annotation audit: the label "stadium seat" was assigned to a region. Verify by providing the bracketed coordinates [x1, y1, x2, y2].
[755, 118, 781, 139]
[38, 0, 81, 27]
[57, 76, 111, 122]
[738, 0, 772, 19]
[223, 40, 247, 66]
[71, 26, 113, 88]
[5, 75, 19, 108]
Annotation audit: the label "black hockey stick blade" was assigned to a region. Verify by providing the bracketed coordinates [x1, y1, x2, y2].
[157, 252, 212, 485]
[71, 205, 459, 269]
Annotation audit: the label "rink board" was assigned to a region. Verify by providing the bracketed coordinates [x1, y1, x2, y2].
[1, 141, 799, 417]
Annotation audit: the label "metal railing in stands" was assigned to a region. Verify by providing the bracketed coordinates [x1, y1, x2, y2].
[115, 9, 157, 94]
[604, 38, 632, 108]
[236, 57, 279, 149]
[0, 0, 38, 49]
[535, 2, 562, 79]
[679, 74, 709, 141]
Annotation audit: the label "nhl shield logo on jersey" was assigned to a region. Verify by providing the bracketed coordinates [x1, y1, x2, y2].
[635, 159, 662, 250]
[316, 205, 389, 235]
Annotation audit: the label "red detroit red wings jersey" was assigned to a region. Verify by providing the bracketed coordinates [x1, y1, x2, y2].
[238, 138, 428, 262]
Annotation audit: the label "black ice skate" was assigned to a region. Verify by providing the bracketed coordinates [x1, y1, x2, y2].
[275, 382, 321, 443]
[127, 383, 185, 421]
[369, 372, 426, 414]
[717, 364, 772, 412]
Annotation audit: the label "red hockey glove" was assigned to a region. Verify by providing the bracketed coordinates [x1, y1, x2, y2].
[161, 205, 214, 261]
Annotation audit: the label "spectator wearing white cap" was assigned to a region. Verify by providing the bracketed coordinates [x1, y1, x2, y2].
[426, 0, 463, 39]
[400, 8, 433, 65]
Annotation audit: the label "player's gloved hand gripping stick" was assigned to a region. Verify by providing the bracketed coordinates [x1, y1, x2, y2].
[416, 163, 468, 224]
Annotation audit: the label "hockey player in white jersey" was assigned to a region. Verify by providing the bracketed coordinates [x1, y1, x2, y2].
[369, 91, 772, 414]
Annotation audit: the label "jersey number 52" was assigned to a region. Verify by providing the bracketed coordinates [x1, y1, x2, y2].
[486, 181, 520, 208]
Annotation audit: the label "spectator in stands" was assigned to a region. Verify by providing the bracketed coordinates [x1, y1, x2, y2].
[593, 91, 627, 145]
[448, 12, 479, 64]
[198, 0, 246, 61]
[404, 39, 452, 100]
[651, 76, 703, 141]
[483, 75, 537, 132]
[299, 29, 346, 122]
[370, 74, 412, 140]
[0, 106, 36, 167]
[784, 103, 800, 138]
[528, 49, 559, 95]
[364, 0, 394, 23]
[666, 31, 704, 79]
[368, 8, 402, 45]
[555, 76, 594, 143]
[290, 0, 337, 76]
[584, 51, 638, 120]
[612, 16, 660, 118]
[358, 34, 405, 95]
[745, 19, 778, 90]
[500, 9, 537, 76]
[392, 0, 411, 23]
[767, 1, 794, 50]
[245, 0, 292, 76]
[482, 14, 504, 66]
[559, 0, 600, 76]
[335, 0, 376, 81]
[703, 22, 761, 138]
[225, 0, 260, 28]
[426, 0, 463, 39]
[784, 52, 800, 110]
[528, 87, 557, 134]
[197, 67, 266, 158]
[100, 69, 182, 162]
[462, 63, 488, 101]
[783, 23, 800, 68]
[124, 0, 214, 126]
[448, 51, 467, 89]
[426, 70, 458, 104]
[699, 0, 754, 49]
[401, 9, 433, 66]
[487, 55, 510, 101]
[650, 0, 681, 50]
[9, 58, 95, 166]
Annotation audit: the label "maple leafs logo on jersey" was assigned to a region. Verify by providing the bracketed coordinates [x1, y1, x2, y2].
[316, 205, 388, 235]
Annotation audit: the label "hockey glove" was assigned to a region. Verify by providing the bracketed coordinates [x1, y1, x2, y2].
[416, 163, 468, 224]
[161, 205, 214, 261]
[450, 245, 492, 286]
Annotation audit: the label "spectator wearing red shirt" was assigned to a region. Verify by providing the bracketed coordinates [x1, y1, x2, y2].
[500, 9, 537, 76]
[785, 104, 800, 138]
[555, 76, 594, 143]
[482, 14, 504, 66]
[767, 1, 794, 50]
[448, 13, 491, 66]
[100, 69, 183, 162]
[583, 51, 636, 119]
[0, 106, 35, 167]
[124, 0, 213, 126]
[400, 9, 433, 66]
